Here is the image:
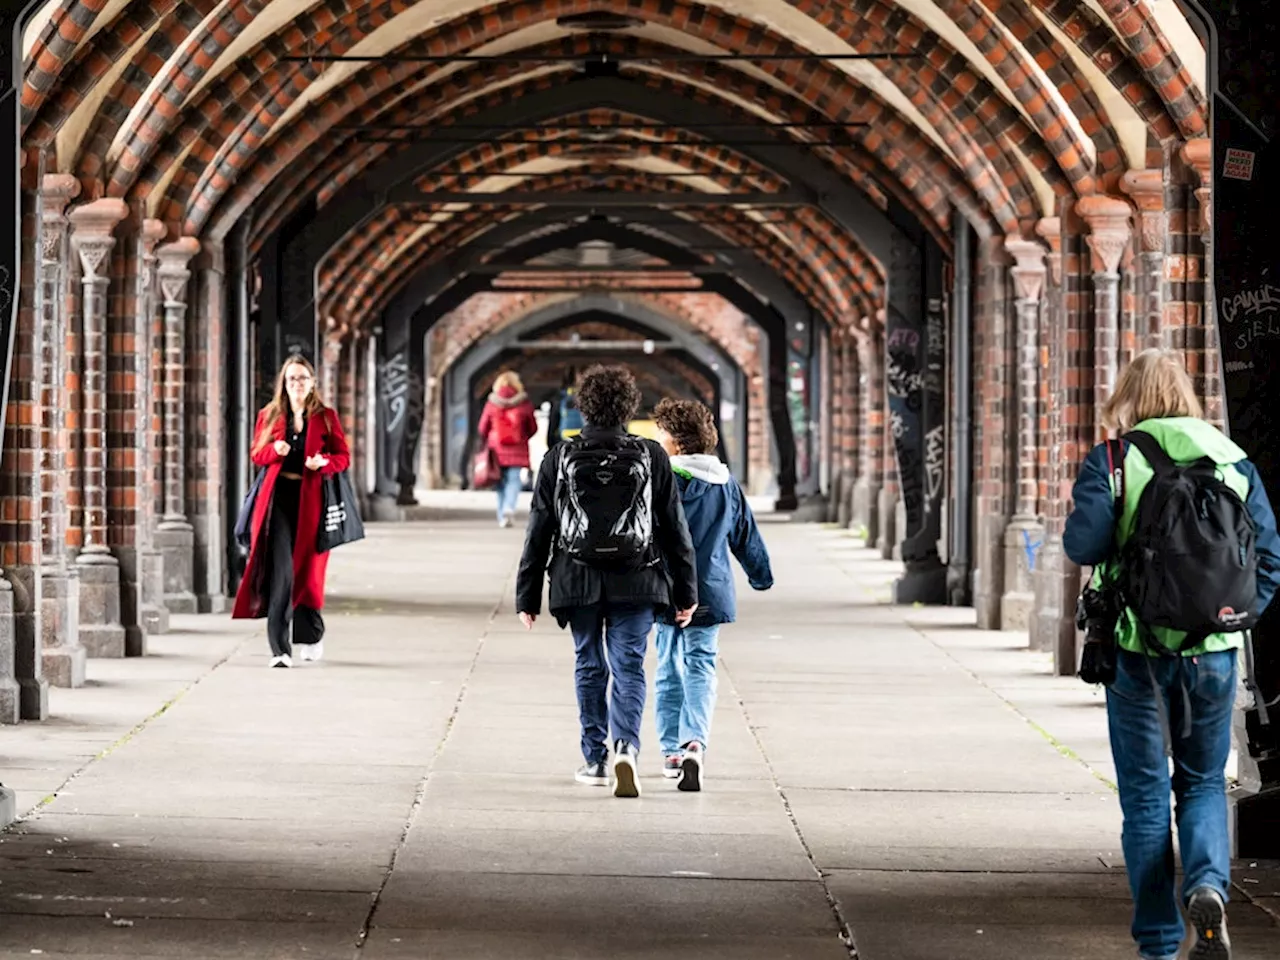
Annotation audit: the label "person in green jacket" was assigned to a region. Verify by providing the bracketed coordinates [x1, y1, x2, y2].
[1065, 348, 1280, 960]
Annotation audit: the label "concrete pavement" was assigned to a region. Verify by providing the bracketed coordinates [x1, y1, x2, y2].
[1, 502, 1277, 958]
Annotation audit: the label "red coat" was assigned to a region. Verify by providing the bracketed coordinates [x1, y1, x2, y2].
[478, 389, 537, 468]
[232, 406, 351, 619]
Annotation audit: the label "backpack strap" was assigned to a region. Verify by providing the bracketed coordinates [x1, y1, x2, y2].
[1121, 429, 1175, 476]
[1104, 438, 1125, 507]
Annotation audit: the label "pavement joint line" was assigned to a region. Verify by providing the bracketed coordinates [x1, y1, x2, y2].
[719, 658, 861, 959]
[2, 633, 250, 832]
[350, 552, 516, 957]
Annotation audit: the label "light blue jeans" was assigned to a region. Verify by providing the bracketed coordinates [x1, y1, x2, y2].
[497, 466, 522, 521]
[654, 623, 721, 755]
[1107, 648, 1236, 960]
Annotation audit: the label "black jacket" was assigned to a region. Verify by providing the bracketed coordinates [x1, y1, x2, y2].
[516, 425, 698, 621]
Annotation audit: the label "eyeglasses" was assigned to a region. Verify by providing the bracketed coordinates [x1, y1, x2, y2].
[285, 375, 313, 385]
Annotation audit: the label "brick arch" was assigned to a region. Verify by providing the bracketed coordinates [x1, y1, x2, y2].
[121, 1, 1059, 232]
[325, 196, 882, 340]
[235, 57, 993, 254]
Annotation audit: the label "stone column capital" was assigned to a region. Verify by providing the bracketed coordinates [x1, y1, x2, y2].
[1180, 139, 1213, 238]
[69, 198, 128, 281]
[1004, 237, 1048, 303]
[1075, 195, 1132, 276]
[1035, 217, 1063, 285]
[41, 174, 80, 220]
[140, 219, 167, 259]
[156, 237, 201, 306]
[1120, 169, 1167, 254]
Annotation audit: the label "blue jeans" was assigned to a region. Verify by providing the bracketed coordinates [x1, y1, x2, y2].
[1106, 648, 1237, 960]
[497, 466, 522, 520]
[568, 603, 654, 764]
[654, 623, 721, 755]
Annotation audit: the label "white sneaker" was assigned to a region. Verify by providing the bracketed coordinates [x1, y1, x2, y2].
[269, 654, 292, 669]
[299, 641, 324, 662]
[499, 513, 513, 528]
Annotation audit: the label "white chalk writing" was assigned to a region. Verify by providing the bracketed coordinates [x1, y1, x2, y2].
[380, 352, 411, 433]
[1221, 285, 1280, 324]
[1233, 314, 1280, 351]
[889, 409, 905, 440]
[924, 425, 945, 502]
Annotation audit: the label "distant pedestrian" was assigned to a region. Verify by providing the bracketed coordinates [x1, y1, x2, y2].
[516, 365, 698, 798]
[232, 357, 350, 668]
[477, 371, 537, 528]
[545, 365, 583, 449]
[652, 399, 773, 791]
[1064, 348, 1280, 960]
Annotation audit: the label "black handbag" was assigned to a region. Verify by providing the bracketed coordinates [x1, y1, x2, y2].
[234, 468, 266, 551]
[317, 471, 366, 553]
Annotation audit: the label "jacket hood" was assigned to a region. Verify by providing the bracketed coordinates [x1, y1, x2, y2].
[1129, 417, 1247, 466]
[671, 454, 730, 486]
[489, 386, 528, 407]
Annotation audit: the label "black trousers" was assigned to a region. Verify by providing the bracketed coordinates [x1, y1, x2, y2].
[266, 478, 324, 657]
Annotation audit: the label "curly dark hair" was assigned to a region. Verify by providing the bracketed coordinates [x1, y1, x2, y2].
[576, 364, 641, 429]
[653, 398, 719, 455]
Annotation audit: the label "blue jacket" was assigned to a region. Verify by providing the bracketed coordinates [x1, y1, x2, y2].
[1064, 424, 1280, 626]
[660, 454, 773, 626]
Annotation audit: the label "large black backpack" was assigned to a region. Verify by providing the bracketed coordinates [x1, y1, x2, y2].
[1118, 430, 1258, 647]
[554, 434, 655, 568]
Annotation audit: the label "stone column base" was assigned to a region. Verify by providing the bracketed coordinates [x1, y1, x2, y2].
[876, 488, 898, 560]
[850, 478, 879, 545]
[1030, 535, 1065, 654]
[835, 470, 855, 527]
[7, 567, 49, 720]
[974, 512, 1008, 630]
[42, 569, 85, 688]
[0, 582, 21, 722]
[199, 595, 229, 615]
[139, 549, 170, 635]
[892, 499, 907, 562]
[1000, 517, 1045, 632]
[0, 783, 14, 827]
[156, 522, 197, 614]
[77, 555, 126, 658]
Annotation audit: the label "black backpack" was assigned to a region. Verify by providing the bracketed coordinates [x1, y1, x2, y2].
[554, 434, 655, 568]
[1118, 430, 1258, 647]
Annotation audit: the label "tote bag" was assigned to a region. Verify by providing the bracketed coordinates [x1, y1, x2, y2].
[472, 446, 501, 490]
[233, 468, 266, 550]
[316, 471, 366, 553]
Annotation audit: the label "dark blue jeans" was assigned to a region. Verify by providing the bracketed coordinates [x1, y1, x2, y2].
[1106, 648, 1237, 960]
[568, 603, 654, 765]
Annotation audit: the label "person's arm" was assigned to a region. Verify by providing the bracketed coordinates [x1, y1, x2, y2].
[1063, 442, 1117, 567]
[516, 445, 560, 617]
[522, 402, 538, 442]
[250, 410, 282, 467]
[1239, 460, 1280, 615]
[477, 403, 493, 443]
[729, 479, 773, 590]
[319, 408, 351, 475]
[650, 444, 698, 611]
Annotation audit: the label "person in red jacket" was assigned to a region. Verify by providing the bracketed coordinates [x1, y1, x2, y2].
[478, 371, 538, 527]
[232, 357, 351, 668]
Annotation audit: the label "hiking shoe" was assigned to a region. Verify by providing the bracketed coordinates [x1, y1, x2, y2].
[269, 654, 292, 669]
[612, 741, 641, 798]
[662, 754, 682, 779]
[574, 761, 609, 786]
[1185, 887, 1230, 959]
[678, 741, 704, 793]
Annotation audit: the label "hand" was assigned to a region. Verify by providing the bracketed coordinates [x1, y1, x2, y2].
[518, 612, 536, 630]
[675, 606, 696, 627]
[305, 454, 330, 471]
[273, 440, 290, 457]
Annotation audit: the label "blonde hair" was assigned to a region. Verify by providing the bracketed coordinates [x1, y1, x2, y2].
[1101, 348, 1203, 433]
[494, 370, 523, 393]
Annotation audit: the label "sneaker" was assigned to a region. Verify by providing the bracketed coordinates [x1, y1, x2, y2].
[574, 761, 609, 786]
[678, 741, 704, 793]
[662, 755, 682, 779]
[1185, 887, 1231, 959]
[269, 654, 292, 669]
[298, 641, 324, 662]
[612, 741, 641, 798]
[499, 513, 514, 528]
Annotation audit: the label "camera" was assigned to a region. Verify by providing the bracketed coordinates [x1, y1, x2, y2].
[1076, 583, 1122, 685]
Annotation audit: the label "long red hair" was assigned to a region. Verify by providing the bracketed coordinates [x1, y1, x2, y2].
[252, 356, 328, 456]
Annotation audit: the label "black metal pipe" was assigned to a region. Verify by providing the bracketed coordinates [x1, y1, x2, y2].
[226, 217, 252, 592]
[947, 217, 974, 606]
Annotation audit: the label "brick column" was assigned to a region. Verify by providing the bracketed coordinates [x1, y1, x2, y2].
[154, 239, 201, 614]
[1180, 139, 1223, 425]
[837, 334, 860, 528]
[1001, 238, 1048, 631]
[135, 221, 169, 636]
[1076, 196, 1133, 436]
[826, 331, 846, 524]
[188, 243, 228, 610]
[38, 175, 85, 686]
[322, 331, 342, 406]
[851, 321, 882, 544]
[354, 334, 373, 509]
[1121, 170, 1167, 350]
[69, 199, 128, 658]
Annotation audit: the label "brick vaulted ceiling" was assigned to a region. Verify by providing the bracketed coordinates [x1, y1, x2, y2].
[20, 0, 1211, 338]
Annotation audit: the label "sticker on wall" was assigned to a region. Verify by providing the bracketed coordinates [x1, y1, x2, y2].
[1223, 148, 1257, 181]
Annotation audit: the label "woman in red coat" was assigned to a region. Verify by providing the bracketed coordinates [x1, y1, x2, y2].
[232, 357, 350, 667]
[478, 371, 538, 527]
